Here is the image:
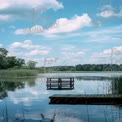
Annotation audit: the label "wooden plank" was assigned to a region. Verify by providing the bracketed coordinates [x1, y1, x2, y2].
[49, 94, 122, 105]
[50, 94, 122, 98]
[47, 88, 74, 90]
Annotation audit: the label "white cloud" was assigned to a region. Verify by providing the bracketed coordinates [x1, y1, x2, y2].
[87, 35, 122, 43]
[99, 5, 114, 11]
[61, 45, 76, 51]
[10, 40, 32, 49]
[9, 25, 16, 29]
[44, 57, 59, 63]
[29, 50, 49, 56]
[8, 40, 51, 63]
[111, 37, 121, 41]
[78, 25, 122, 43]
[15, 25, 44, 35]
[45, 14, 92, 34]
[0, 2, 10, 9]
[0, 15, 10, 22]
[0, 43, 3, 47]
[97, 10, 122, 18]
[14, 14, 92, 36]
[97, 5, 122, 18]
[90, 46, 122, 64]
[9, 40, 47, 50]
[0, 0, 63, 11]
[62, 51, 85, 58]
[56, 46, 92, 65]
[60, 51, 85, 65]
[103, 46, 122, 55]
[0, 0, 63, 22]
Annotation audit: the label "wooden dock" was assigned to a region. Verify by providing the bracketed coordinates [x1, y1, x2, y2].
[47, 77, 74, 90]
[49, 94, 122, 105]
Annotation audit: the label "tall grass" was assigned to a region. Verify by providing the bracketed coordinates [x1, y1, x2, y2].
[0, 69, 38, 78]
[112, 76, 122, 95]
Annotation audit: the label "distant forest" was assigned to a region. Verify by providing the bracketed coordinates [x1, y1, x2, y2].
[1, 48, 122, 71]
[45, 64, 122, 72]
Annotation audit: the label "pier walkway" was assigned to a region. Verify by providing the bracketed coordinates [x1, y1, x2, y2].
[49, 94, 122, 105]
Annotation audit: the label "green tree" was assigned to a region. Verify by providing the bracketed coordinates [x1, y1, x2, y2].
[0, 48, 25, 69]
[0, 48, 8, 57]
[6, 56, 17, 68]
[0, 48, 8, 69]
[16, 58, 25, 67]
[76, 64, 85, 71]
[27, 60, 37, 69]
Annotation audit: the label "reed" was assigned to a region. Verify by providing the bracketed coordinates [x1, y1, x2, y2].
[0, 69, 38, 78]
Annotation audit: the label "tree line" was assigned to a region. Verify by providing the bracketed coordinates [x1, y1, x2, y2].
[45, 64, 122, 71]
[0, 48, 37, 69]
[1, 47, 122, 71]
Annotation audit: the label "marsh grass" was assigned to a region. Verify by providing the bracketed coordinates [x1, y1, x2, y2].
[0, 69, 38, 78]
[112, 75, 122, 95]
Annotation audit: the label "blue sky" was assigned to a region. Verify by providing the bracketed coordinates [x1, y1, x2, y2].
[0, 0, 122, 66]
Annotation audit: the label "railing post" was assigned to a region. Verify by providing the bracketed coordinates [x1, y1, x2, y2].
[47, 78, 48, 89]
[58, 78, 62, 89]
[70, 78, 72, 88]
[50, 78, 51, 89]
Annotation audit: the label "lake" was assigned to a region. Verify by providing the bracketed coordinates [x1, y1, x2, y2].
[0, 72, 122, 122]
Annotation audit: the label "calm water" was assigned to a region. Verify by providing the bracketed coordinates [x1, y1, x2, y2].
[0, 73, 122, 122]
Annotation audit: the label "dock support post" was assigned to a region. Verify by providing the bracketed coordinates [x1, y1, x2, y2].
[50, 78, 51, 89]
[70, 78, 74, 89]
[58, 78, 62, 89]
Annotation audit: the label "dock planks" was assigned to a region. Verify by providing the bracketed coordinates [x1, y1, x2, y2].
[49, 94, 122, 105]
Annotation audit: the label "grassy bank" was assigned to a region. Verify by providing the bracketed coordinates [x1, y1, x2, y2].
[0, 69, 38, 78]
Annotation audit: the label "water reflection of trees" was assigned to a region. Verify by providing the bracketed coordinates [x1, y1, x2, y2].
[75, 76, 110, 81]
[0, 81, 25, 91]
[0, 91, 7, 99]
[0, 78, 36, 99]
[0, 81, 25, 99]
[112, 76, 122, 95]
[26, 79, 36, 87]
